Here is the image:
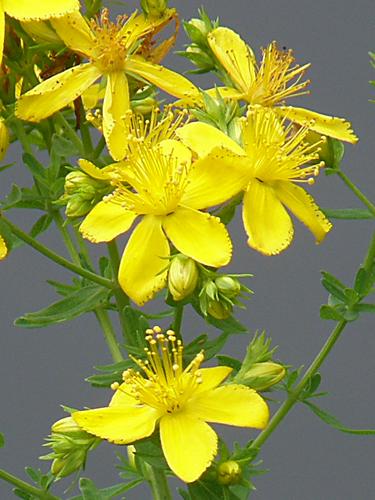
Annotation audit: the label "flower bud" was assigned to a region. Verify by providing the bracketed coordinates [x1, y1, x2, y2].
[41, 416, 100, 479]
[65, 194, 95, 218]
[168, 254, 199, 301]
[131, 95, 158, 115]
[141, 0, 168, 17]
[217, 461, 242, 485]
[186, 18, 210, 44]
[64, 171, 97, 195]
[240, 362, 286, 390]
[0, 119, 9, 161]
[215, 276, 241, 299]
[127, 445, 137, 468]
[185, 45, 215, 71]
[207, 299, 232, 320]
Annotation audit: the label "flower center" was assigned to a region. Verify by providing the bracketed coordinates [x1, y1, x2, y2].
[90, 9, 128, 72]
[246, 42, 310, 106]
[116, 327, 204, 414]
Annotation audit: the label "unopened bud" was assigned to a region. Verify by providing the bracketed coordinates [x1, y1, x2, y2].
[41, 416, 100, 479]
[215, 276, 241, 299]
[187, 18, 210, 43]
[240, 362, 286, 391]
[131, 95, 158, 115]
[207, 299, 232, 320]
[217, 461, 242, 485]
[168, 254, 199, 301]
[65, 195, 94, 218]
[141, 0, 168, 17]
[65, 171, 97, 195]
[0, 119, 9, 161]
[127, 445, 136, 468]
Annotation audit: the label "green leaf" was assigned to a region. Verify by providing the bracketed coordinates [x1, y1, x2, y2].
[51, 133, 80, 158]
[216, 355, 242, 371]
[354, 266, 375, 296]
[0, 432, 4, 448]
[321, 271, 346, 300]
[86, 360, 133, 388]
[354, 303, 375, 313]
[322, 208, 374, 220]
[22, 153, 47, 183]
[15, 285, 109, 328]
[304, 401, 375, 435]
[29, 214, 53, 238]
[1, 184, 22, 209]
[134, 437, 169, 471]
[72, 479, 130, 500]
[188, 481, 241, 500]
[320, 305, 345, 321]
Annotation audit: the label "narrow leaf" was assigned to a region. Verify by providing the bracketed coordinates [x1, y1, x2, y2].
[304, 401, 375, 435]
[15, 286, 109, 328]
[322, 208, 374, 220]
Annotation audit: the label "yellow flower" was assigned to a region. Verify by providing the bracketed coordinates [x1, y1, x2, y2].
[177, 106, 333, 255]
[193, 27, 357, 144]
[79, 111, 245, 305]
[0, 0, 79, 63]
[16, 9, 199, 160]
[73, 326, 269, 483]
[0, 234, 7, 260]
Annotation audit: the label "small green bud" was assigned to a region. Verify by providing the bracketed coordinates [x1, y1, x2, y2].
[168, 254, 199, 301]
[217, 460, 242, 485]
[131, 95, 158, 115]
[64, 171, 98, 195]
[141, 0, 168, 17]
[41, 417, 100, 479]
[65, 195, 94, 218]
[215, 276, 241, 299]
[207, 299, 232, 320]
[187, 18, 210, 43]
[185, 45, 215, 71]
[0, 118, 9, 161]
[127, 445, 136, 469]
[239, 361, 286, 390]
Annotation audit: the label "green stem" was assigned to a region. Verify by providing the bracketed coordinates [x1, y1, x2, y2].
[2, 215, 114, 290]
[53, 211, 81, 265]
[363, 231, 375, 273]
[92, 136, 106, 159]
[173, 304, 184, 339]
[94, 307, 123, 362]
[107, 241, 132, 343]
[144, 463, 172, 500]
[337, 170, 375, 217]
[11, 119, 33, 155]
[251, 320, 347, 450]
[0, 469, 59, 500]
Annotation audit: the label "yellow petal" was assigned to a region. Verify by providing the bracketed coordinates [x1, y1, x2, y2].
[103, 71, 130, 161]
[181, 147, 247, 209]
[158, 139, 192, 168]
[80, 199, 137, 243]
[187, 384, 269, 429]
[274, 106, 358, 144]
[81, 83, 105, 110]
[4, 0, 79, 20]
[78, 159, 118, 181]
[51, 11, 96, 58]
[73, 406, 159, 444]
[208, 27, 256, 94]
[119, 9, 176, 50]
[118, 215, 170, 305]
[160, 413, 217, 483]
[0, 234, 7, 260]
[0, 9, 4, 65]
[176, 122, 244, 158]
[109, 382, 139, 408]
[163, 207, 232, 267]
[243, 180, 294, 255]
[275, 181, 332, 243]
[194, 366, 233, 394]
[126, 56, 200, 100]
[16, 63, 101, 122]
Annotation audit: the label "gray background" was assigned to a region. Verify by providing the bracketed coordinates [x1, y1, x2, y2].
[1, 0, 375, 498]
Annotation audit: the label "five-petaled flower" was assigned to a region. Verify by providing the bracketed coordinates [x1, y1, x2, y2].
[0, 0, 79, 64]
[190, 26, 358, 144]
[15, 8, 199, 160]
[177, 106, 332, 255]
[73, 326, 269, 483]
[78, 111, 247, 305]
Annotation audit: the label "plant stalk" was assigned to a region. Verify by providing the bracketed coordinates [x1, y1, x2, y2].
[0, 469, 59, 500]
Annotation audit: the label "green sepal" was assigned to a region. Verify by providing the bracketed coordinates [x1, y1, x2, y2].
[321, 271, 346, 301]
[15, 285, 110, 328]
